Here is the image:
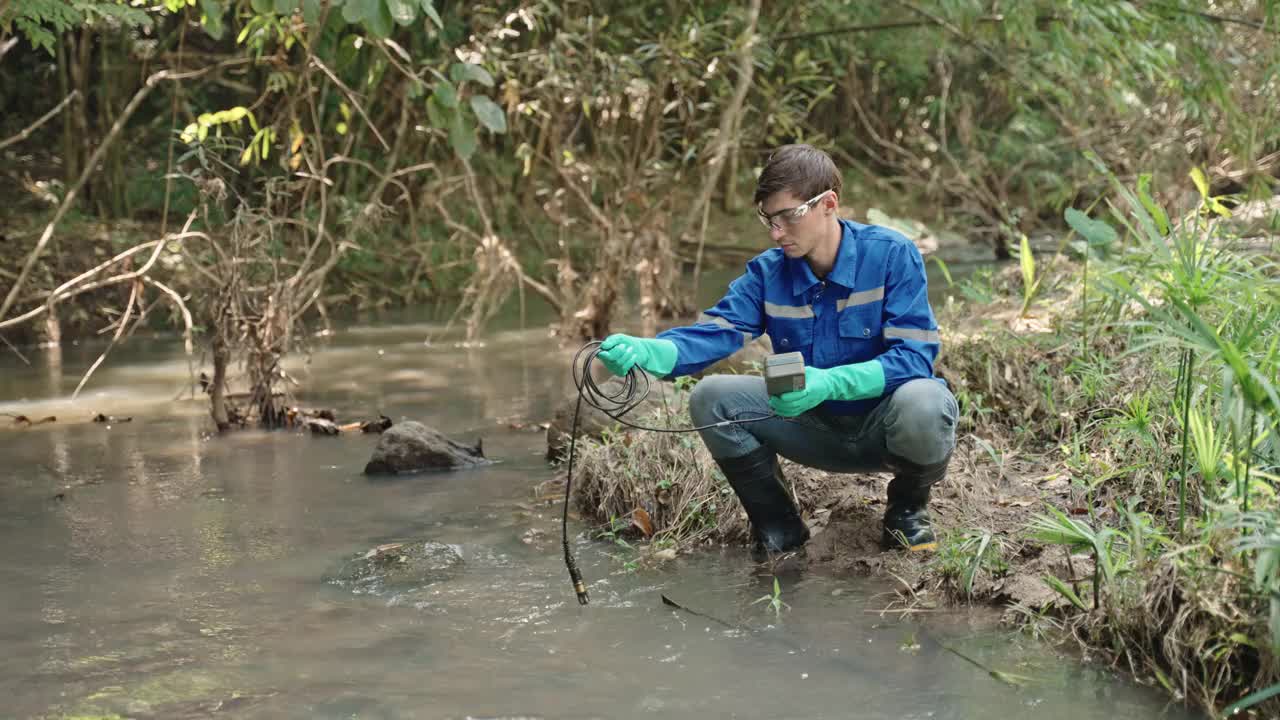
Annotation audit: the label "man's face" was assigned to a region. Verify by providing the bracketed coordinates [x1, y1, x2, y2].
[757, 190, 836, 259]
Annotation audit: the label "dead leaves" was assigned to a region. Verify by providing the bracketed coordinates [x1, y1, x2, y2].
[632, 507, 654, 537]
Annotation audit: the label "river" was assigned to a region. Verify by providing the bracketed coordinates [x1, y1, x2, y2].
[0, 263, 1200, 719]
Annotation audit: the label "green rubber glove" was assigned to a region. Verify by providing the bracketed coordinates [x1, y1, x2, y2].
[768, 361, 886, 417]
[597, 334, 679, 378]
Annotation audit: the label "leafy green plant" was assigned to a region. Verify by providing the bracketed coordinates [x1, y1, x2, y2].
[1029, 505, 1128, 611]
[1186, 406, 1226, 501]
[752, 576, 789, 617]
[1016, 234, 1042, 317]
[1064, 203, 1117, 358]
[935, 529, 1007, 598]
[1223, 682, 1280, 718]
[1224, 511, 1280, 655]
[2, 0, 151, 54]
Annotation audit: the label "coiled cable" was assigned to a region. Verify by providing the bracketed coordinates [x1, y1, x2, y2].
[561, 340, 776, 605]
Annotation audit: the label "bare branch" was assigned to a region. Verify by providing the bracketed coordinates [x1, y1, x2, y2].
[681, 0, 760, 277]
[0, 90, 80, 152]
[144, 277, 194, 357]
[0, 213, 205, 332]
[0, 60, 247, 323]
[72, 279, 140, 399]
[310, 56, 391, 152]
[0, 333, 30, 365]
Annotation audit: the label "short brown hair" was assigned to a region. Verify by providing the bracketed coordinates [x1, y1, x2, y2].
[753, 144, 842, 205]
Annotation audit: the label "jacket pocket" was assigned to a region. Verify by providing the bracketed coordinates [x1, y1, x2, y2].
[768, 317, 814, 353]
[837, 305, 882, 361]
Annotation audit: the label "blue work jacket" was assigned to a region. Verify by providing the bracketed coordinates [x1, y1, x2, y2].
[657, 219, 942, 415]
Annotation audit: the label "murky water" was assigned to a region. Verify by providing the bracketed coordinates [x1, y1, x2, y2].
[0, 282, 1201, 719]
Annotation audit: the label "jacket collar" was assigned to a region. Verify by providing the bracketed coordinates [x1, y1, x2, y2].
[788, 219, 861, 297]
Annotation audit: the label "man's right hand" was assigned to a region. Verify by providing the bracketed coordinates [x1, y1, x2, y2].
[596, 334, 678, 378]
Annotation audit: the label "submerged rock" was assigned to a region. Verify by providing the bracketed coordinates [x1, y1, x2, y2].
[363, 421, 489, 474]
[326, 540, 464, 596]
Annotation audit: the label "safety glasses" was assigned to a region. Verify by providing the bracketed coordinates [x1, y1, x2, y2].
[756, 190, 831, 231]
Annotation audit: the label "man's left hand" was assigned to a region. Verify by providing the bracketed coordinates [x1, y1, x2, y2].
[767, 361, 886, 417]
[768, 366, 835, 417]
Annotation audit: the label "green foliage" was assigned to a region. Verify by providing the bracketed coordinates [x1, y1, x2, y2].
[751, 576, 790, 617]
[934, 528, 1007, 598]
[2, 0, 151, 54]
[1015, 234, 1041, 316]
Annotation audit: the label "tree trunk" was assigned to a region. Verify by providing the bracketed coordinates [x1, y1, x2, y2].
[57, 34, 79, 187]
[210, 336, 230, 431]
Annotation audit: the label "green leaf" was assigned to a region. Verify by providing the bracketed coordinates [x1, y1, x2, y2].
[1223, 682, 1280, 718]
[1189, 167, 1210, 200]
[342, 0, 376, 24]
[450, 62, 494, 88]
[337, 34, 361, 69]
[425, 95, 449, 129]
[1019, 234, 1036, 290]
[1043, 575, 1088, 611]
[200, 0, 226, 39]
[236, 18, 256, 44]
[449, 112, 477, 160]
[433, 80, 458, 109]
[419, 0, 442, 28]
[1064, 208, 1118, 249]
[469, 95, 507, 133]
[1135, 174, 1170, 235]
[386, 0, 415, 25]
[364, 0, 393, 37]
[275, 0, 295, 13]
[251, 0, 274, 14]
[302, 0, 321, 25]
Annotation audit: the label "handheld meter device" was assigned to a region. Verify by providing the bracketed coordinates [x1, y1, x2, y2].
[764, 352, 806, 396]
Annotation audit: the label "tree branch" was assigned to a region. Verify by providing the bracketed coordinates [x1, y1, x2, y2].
[0, 90, 80, 152]
[775, 15, 1011, 42]
[310, 56, 391, 152]
[676, 0, 761, 244]
[0, 213, 204, 332]
[72, 278, 139, 399]
[0, 60, 248, 323]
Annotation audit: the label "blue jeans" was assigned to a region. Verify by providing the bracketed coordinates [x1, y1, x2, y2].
[687, 375, 958, 470]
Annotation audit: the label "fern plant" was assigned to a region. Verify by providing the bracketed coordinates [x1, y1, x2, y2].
[1, 0, 152, 55]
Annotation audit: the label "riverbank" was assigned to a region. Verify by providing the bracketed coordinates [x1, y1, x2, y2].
[563, 200, 1280, 718]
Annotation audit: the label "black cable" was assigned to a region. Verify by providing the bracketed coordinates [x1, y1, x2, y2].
[561, 341, 777, 605]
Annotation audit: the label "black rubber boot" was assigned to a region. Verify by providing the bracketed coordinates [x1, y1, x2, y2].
[716, 446, 809, 554]
[881, 454, 950, 551]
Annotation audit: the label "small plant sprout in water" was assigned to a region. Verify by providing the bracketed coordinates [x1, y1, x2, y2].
[752, 576, 790, 617]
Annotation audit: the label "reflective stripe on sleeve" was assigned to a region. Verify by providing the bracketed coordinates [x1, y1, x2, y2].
[697, 313, 755, 348]
[884, 327, 940, 343]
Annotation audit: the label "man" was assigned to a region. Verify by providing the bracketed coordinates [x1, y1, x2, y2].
[596, 144, 957, 552]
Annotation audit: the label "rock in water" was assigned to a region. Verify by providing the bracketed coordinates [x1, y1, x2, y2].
[363, 421, 489, 475]
[326, 540, 464, 596]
